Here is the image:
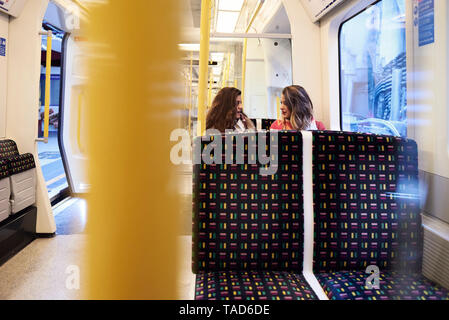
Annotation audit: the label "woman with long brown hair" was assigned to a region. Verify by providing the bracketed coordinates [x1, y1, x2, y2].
[270, 85, 325, 131]
[206, 87, 255, 133]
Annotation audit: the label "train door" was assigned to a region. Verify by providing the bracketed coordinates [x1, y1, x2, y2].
[38, 2, 88, 203]
[59, 34, 88, 194]
[38, 21, 69, 203]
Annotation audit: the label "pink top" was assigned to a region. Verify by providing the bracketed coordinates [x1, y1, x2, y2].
[270, 119, 326, 131]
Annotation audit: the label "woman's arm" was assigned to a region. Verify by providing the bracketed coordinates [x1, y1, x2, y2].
[241, 112, 256, 130]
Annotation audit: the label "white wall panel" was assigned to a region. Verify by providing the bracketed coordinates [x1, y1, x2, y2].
[0, 13, 8, 138]
[6, 0, 55, 233]
[282, 0, 324, 125]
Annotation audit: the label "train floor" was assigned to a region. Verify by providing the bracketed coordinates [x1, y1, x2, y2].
[0, 166, 196, 299]
[38, 132, 68, 199]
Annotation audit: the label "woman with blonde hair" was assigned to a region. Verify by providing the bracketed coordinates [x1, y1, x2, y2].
[206, 87, 255, 133]
[270, 85, 325, 130]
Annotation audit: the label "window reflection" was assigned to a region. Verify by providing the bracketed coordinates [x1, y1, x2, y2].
[340, 0, 407, 137]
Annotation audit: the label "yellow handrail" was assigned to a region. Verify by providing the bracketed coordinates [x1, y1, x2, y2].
[197, 0, 212, 136]
[43, 31, 52, 142]
[225, 52, 231, 86]
[183, 74, 188, 110]
[72, 0, 88, 13]
[242, 38, 247, 103]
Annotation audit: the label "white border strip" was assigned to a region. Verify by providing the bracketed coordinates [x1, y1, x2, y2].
[301, 131, 329, 300]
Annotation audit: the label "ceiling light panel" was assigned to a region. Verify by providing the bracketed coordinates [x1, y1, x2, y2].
[178, 43, 200, 51]
[216, 11, 240, 33]
[218, 0, 244, 11]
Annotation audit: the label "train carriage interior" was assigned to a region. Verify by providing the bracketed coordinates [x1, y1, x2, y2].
[0, 0, 449, 304]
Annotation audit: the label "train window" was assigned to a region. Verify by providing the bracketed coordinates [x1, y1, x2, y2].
[339, 0, 406, 136]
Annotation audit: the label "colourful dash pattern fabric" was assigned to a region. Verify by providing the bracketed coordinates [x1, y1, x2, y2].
[0, 159, 9, 179]
[7, 153, 36, 175]
[312, 131, 422, 273]
[193, 132, 304, 273]
[316, 271, 449, 300]
[250, 119, 277, 130]
[0, 140, 19, 159]
[195, 271, 317, 300]
[0, 140, 36, 175]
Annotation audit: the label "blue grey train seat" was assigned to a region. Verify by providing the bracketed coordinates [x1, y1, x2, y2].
[311, 131, 449, 300]
[192, 131, 318, 300]
[192, 130, 449, 300]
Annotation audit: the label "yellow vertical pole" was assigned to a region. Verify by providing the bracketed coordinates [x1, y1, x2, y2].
[188, 52, 193, 136]
[86, 0, 180, 299]
[197, 0, 212, 136]
[72, 0, 88, 12]
[221, 54, 228, 89]
[221, 63, 226, 88]
[184, 74, 189, 110]
[241, 38, 247, 108]
[44, 32, 52, 139]
[225, 52, 231, 86]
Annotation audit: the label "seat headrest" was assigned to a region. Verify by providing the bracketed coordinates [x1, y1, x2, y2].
[0, 140, 19, 159]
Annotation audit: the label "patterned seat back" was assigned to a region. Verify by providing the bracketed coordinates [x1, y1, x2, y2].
[312, 131, 422, 274]
[0, 140, 36, 175]
[0, 140, 20, 159]
[250, 119, 277, 130]
[193, 131, 304, 273]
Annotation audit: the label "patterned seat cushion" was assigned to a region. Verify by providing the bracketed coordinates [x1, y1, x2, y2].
[0, 140, 19, 159]
[193, 131, 304, 273]
[312, 131, 422, 273]
[0, 159, 9, 179]
[195, 271, 317, 300]
[7, 153, 36, 175]
[316, 271, 449, 300]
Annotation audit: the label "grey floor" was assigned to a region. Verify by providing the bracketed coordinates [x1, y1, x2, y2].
[0, 166, 195, 300]
[37, 132, 68, 198]
[0, 198, 87, 299]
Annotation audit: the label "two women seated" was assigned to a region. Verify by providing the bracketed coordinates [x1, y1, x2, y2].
[205, 85, 325, 133]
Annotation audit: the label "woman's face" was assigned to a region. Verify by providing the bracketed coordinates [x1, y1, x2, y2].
[280, 94, 292, 120]
[235, 95, 243, 119]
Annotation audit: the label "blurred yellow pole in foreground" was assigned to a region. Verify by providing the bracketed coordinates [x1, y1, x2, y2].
[196, 0, 211, 136]
[86, 0, 181, 299]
